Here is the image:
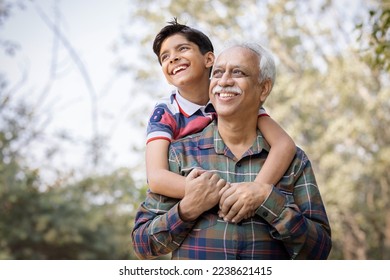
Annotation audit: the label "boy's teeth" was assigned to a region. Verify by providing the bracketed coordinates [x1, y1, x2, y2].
[173, 65, 186, 74]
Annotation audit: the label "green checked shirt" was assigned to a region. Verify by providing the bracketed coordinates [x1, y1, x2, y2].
[132, 120, 332, 260]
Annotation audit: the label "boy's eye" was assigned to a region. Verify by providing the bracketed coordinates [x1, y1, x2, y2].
[179, 46, 189, 51]
[160, 54, 169, 62]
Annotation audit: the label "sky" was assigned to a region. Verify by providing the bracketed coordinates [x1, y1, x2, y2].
[1, 0, 155, 182]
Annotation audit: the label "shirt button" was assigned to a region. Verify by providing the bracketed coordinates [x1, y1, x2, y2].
[237, 162, 242, 167]
[262, 212, 268, 217]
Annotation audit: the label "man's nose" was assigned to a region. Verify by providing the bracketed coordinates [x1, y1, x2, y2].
[218, 72, 234, 86]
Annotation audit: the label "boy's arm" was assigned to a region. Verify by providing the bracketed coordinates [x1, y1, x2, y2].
[255, 116, 296, 185]
[146, 139, 185, 199]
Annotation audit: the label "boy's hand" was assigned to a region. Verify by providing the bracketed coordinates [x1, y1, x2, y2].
[218, 182, 273, 223]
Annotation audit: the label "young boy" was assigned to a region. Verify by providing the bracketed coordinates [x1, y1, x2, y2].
[146, 19, 296, 218]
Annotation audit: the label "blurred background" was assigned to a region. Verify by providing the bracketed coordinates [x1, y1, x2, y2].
[0, 0, 389, 260]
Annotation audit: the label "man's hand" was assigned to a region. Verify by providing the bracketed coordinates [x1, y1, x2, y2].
[218, 182, 273, 223]
[178, 169, 226, 221]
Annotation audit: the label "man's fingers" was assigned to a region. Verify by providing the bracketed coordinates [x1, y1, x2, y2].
[219, 182, 230, 196]
[216, 178, 227, 190]
[222, 200, 243, 222]
[230, 206, 253, 223]
[223, 201, 255, 223]
[219, 190, 237, 217]
[219, 184, 236, 209]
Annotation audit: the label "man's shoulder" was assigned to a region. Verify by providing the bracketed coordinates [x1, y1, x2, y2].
[290, 146, 312, 172]
[295, 146, 309, 160]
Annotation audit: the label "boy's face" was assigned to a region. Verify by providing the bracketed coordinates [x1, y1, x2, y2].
[159, 34, 214, 89]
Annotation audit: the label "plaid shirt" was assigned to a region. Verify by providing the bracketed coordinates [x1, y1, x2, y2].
[132, 121, 332, 260]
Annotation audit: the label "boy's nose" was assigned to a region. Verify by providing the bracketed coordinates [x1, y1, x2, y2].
[170, 56, 180, 64]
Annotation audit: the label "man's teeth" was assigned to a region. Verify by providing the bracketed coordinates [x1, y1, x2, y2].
[173, 66, 187, 74]
[219, 93, 237, 98]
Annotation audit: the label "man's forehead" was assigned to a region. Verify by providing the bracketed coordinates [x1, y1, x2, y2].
[215, 46, 257, 67]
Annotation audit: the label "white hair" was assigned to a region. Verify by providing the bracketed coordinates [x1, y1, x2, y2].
[221, 41, 276, 90]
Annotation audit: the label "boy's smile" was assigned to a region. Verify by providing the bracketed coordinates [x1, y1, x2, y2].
[159, 34, 213, 96]
[172, 64, 188, 75]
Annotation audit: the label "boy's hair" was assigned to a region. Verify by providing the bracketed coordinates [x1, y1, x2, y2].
[153, 18, 214, 65]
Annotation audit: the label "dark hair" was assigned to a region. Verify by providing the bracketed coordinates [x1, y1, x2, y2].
[153, 18, 214, 65]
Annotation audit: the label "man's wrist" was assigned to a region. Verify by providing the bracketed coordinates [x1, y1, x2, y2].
[178, 198, 201, 222]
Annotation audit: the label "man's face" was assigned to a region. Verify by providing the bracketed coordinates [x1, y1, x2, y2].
[159, 34, 213, 88]
[209, 46, 264, 119]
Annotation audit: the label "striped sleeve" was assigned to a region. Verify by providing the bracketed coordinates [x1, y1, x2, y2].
[146, 103, 177, 144]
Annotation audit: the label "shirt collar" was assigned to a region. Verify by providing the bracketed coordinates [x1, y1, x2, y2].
[198, 120, 270, 159]
[173, 89, 213, 117]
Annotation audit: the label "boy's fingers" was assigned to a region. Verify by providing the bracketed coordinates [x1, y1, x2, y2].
[187, 168, 206, 179]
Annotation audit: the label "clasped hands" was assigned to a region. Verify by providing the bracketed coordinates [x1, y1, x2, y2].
[178, 168, 272, 223]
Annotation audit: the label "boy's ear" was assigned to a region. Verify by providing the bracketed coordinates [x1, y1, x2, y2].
[204, 51, 215, 68]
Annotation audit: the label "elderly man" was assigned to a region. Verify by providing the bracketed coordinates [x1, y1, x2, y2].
[131, 43, 332, 260]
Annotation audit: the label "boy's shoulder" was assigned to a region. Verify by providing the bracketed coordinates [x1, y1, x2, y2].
[154, 91, 176, 106]
[151, 91, 180, 114]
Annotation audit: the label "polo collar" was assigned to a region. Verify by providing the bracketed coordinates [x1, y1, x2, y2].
[173, 90, 213, 117]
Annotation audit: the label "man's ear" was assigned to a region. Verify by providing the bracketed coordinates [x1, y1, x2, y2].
[259, 79, 272, 103]
[205, 51, 215, 68]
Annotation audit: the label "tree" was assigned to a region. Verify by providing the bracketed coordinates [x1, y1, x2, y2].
[0, 163, 145, 259]
[357, 4, 390, 72]
[0, 65, 145, 260]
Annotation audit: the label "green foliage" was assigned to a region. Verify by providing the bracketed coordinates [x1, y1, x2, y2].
[0, 84, 147, 259]
[0, 160, 147, 259]
[357, 6, 390, 72]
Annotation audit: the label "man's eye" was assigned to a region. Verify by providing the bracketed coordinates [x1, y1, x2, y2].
[179, 46, 189, 51]
[212, 70, 223, 78]
[232, 69, 244, 75]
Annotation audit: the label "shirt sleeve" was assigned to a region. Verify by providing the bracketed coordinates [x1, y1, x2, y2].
[131, 191, 196, 259]
[258, 106, 269, 117]
[131, 146, 196, 259]
[255, 148, 332, 259]
[146, 103, 177, 144]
